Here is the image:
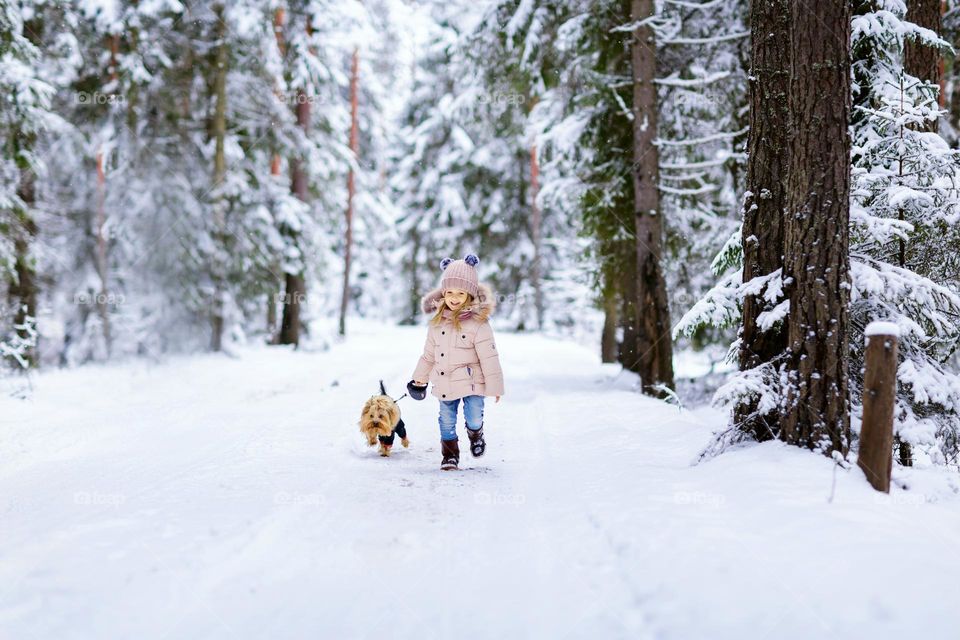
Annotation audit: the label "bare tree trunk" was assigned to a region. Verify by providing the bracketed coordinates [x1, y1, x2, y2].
[905, 0, 942, 132]
[781, 0, 852, 455]
[125, 28, 139, 134]
[95, 147, 111, 356]
[339, 47, 359, 337]
[264, 6, 284, 343]
[278, 89, 310, 346]
[275, 7, 308, 348]
[209, 3, 229, 352]
[950, 33, 960, 134]
[735, 0, 790, 440]
[530, 142, 543, 330]
[601, 273, 619, 364]
[629, 0, 675, 396]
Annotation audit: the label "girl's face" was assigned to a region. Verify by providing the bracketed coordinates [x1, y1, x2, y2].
[443, 288, 469, 310]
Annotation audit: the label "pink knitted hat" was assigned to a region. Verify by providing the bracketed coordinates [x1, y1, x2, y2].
[440, 254, 480, 297]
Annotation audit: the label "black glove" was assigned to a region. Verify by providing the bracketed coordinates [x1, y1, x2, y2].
[407, 380, 428, 401]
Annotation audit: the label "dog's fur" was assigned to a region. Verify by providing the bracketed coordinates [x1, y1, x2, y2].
[359, 382, 409, 457]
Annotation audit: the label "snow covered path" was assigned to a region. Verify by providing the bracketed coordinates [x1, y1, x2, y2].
[3, 320, 960, 639]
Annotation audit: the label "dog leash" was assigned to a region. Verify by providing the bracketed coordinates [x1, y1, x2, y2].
[392, 393, 408, 403]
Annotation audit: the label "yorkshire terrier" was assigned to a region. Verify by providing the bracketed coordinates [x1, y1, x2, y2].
[359, 381, 409, 457]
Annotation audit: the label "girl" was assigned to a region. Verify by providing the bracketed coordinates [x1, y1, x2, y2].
[410, 254, 504, 470]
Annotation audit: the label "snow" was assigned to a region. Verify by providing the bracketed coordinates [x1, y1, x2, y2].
[887, 186, 934, 209]
[865, 321, 901, 337]
[3, 319, 960, 638]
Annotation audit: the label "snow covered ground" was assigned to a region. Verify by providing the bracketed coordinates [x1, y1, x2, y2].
[3, 319, 960, 639]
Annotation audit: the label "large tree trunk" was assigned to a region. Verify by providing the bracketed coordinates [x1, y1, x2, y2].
[339, 47, 360, 337]
[735, 0, 790, 440]
[629, 0, 675, 396]
[278, 14, 312, 347]
[781, 0, 852, 455]
[279, 93, 310, 346]
[209, 3, 229, 352]
[905, 0, 942, 132]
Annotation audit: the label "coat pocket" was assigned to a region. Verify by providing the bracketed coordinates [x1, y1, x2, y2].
[467, 365, 484, 383]
[455, 331, 475, 349]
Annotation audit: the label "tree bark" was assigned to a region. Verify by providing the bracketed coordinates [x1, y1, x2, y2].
[601, 274, 619, 364]
[95, 147, 111, 356]
[209, 3, 229, 352]
[278, 273, 304, 345]
[530, 142, 543, 330]
[781, 0, 852, 455]
[735, 0, 790, 440]
[265, 6, 284, 344]
[339, 47, 359, 337]
[279, 14, 311, 347]
[629, 0, 675, 396]
[905, 0, 942, 132]
[950, 40, 960, 134]
[279, 93, 311, 346]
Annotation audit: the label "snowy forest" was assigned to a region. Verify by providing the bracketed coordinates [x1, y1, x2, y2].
[4, 0, 960, 637]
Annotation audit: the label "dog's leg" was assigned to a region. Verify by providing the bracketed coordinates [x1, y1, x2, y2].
[378, 443, 392, 457]
[395, 419, 409, 447]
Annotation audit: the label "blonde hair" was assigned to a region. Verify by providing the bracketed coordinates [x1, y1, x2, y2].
[430, 292, 474, 331]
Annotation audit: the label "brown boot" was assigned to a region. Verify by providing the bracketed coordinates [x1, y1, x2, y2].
[440, 439, 459, 470]
[466, 425, 485, 458]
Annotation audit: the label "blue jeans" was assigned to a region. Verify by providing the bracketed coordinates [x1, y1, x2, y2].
[438, 395, 484, 441]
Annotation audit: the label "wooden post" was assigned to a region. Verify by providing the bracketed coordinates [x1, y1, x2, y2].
[858, 322, 900, 492]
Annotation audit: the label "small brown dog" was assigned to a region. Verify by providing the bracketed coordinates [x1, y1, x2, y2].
[359, 381, 409, 456]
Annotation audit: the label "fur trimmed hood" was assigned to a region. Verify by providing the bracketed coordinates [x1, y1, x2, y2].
[420, 282, 497, 323]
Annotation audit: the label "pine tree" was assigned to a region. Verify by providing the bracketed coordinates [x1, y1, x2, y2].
[0, 0, 54, 369]
[850, 2, 960, 464]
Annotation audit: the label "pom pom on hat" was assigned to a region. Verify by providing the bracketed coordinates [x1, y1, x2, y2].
[438, 253, 480, 297]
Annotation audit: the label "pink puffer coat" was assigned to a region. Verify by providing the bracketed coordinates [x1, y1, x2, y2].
[411, 283, 504, 401]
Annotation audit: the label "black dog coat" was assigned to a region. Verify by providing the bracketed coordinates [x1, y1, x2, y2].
[378, 418, 407, 446]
